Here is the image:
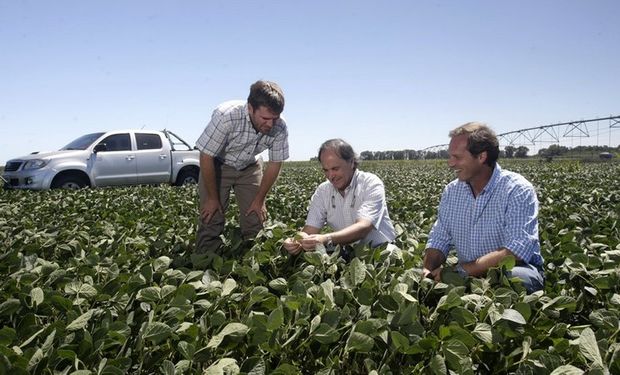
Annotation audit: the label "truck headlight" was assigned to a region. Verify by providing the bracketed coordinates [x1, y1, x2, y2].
[23, 159, 49, 170]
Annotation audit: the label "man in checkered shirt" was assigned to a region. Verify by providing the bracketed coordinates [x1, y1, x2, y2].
[195, 80, 289, 254]
[423, 123, 544, 293]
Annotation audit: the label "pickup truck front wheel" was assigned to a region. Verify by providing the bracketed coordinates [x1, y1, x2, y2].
[51, 174, 89, 189]
[176, 169, 199, 186]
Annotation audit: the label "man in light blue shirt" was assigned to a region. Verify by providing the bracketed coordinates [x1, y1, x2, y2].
[423, 122, 544, 293]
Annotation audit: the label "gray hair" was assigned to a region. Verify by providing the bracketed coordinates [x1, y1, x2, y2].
[318, 138, 359, 168]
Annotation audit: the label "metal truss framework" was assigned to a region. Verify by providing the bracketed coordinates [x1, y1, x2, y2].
[422, 115, 620, 153]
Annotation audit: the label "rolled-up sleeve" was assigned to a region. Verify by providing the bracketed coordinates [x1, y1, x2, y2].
[356, 177, 387, 229]
[268, 120, 289, 162]
[305, 184, 328, 229]
[196, 109, 228, 157]
[503, 185, 540, 262]
[426, 189, 452, 256]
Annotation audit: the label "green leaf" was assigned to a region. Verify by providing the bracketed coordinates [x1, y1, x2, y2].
[27, 348, 44, 371]
[136, 286, 161, 302]
[268, 278, 288, 292]
[430, 354, 447, 375]
[390, 331, 409, 351]
[550, 365, 584, 375]
[472, 323, 493, 344]
[312, 323, 340, 344]
[66, 309, 95, 331]
[267, 306, 284, 331]
[579, 327, 603, 366]
[143, 322, 172, 344]
[0, 327, 17, 346]
[153, 256, 172, 273]
[222, 278, 237, 296]
[346, 332, 374, 352]
[442, 339, 468, 370]
[30, 287, 44, 306]
[320, 279, 335, 308]
[204, 358, 240, 375]
[501, 309, 527, 325]
[65, 281, 98, 298]
[436, 289, 463, 311]
[160, 360, 175, 375]
[207, 323, 249, 349]
[0, 299, 21, 316]
[347, 258, 366, 286]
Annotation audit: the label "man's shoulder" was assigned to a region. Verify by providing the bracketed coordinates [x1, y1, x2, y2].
[357, 170, 383, 184]
[214, 100, 246, 116]
[497, 167, 534, 189]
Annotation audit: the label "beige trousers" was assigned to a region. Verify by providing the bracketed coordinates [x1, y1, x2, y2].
[195, 159, 263, 254]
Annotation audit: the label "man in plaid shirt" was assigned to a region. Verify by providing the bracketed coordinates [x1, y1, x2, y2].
[423, 123, 544, 293]
[195, 80, 289, 254]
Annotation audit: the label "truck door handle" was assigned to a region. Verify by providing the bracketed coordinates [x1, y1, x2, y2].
[159, 154, 168, 159]
[126, 155, 135, 161]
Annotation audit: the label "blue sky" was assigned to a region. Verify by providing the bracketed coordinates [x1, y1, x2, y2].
[1, 0, 619, 164]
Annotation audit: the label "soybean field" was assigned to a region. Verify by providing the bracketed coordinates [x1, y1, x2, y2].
[0, 160, 619, 374]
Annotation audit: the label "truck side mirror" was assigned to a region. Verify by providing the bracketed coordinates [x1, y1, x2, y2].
[94, 143, 107, 153]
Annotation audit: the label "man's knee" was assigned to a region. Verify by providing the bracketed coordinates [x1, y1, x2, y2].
[508, 265, 544, 293]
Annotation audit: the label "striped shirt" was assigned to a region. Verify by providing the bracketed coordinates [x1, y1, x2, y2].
[196, 100, 289, 170]
[306, 170, 396, 247]
[426, 164, 543, 266]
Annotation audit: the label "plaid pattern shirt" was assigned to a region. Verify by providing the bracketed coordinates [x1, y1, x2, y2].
[426, 164, 543, 266]
[196, 100, 289, 170]
[305, 170, 396, 247]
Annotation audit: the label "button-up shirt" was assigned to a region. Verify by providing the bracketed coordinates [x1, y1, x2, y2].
[196, 100, 289, 170]
[426, 164, 543, 266]
[306, 170, 396, 247]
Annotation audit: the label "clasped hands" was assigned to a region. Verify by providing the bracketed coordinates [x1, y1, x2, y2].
[283, 232, 328, 255]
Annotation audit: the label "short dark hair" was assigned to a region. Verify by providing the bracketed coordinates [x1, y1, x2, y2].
[449, 122, 499, 167]
[247, 80, 285, 114]
[318, 138, 359, 168]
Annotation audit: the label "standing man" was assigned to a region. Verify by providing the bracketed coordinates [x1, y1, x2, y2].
[195, 80, 288, 254]
[283, 139, 396, 255]
[423, 122, 544, 293]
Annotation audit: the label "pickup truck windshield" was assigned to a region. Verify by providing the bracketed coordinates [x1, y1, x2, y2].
[60, 132, 106, 150]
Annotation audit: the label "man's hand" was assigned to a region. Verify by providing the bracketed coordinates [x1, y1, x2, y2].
[283, 232, 309, 255]
[423, 266, 442, 282]
[246, 198, 267, 223]
[201, 198, 223, 224]
[300, 234, 327, 251]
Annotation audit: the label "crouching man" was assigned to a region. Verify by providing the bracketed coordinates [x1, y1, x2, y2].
[283, 139, 396, 256]
[423, 122, 544, 293]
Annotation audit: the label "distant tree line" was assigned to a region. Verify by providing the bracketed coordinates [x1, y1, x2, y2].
[357, 146, 531, 160]
[347, 144, 618, 161]
[537, 144, 619, 158]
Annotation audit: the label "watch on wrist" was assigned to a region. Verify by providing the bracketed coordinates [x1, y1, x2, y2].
[455, 264, 469, 278]
[325, 235, 333, 247]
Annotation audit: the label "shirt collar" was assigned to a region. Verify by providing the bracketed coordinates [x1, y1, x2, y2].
[481, 163, 502, 195]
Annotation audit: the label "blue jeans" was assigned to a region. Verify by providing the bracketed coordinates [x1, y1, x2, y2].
[507, 263, 544, 293]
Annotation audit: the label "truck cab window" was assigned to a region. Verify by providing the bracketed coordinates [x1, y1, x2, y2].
[136, 133, 163, 150]
[100, 134, 131, 152]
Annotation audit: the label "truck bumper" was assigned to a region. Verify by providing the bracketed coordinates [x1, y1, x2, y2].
[2, 169, 54, 190]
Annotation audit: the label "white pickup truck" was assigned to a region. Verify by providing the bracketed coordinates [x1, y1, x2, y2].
[2, 129, 200, 190]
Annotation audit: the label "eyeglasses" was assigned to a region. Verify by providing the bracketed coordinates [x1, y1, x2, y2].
[331, 192, 357, 209]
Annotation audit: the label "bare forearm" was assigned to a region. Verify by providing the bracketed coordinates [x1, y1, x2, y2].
[200, 153, 218, 200]
[462, 248, 517, 277]
[423, 248, 446, 272]
[328, 220, 373, 245]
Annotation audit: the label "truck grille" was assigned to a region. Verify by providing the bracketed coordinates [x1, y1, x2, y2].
[4, 161, 23, 172]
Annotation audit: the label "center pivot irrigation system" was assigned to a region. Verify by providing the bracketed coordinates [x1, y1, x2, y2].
[422, 115, 620, 155]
